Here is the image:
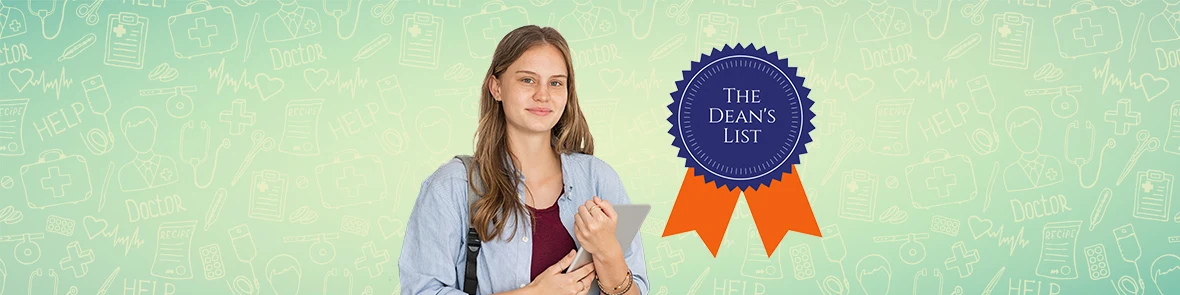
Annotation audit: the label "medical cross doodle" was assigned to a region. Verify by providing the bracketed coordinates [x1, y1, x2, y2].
[651, 242, 684, 277]
[1104, 99, 1140, 135]
[220, 99, 257, 135]
[355, 241, 389, 278]
[188, 17, 219, 48]
[926, 167, 957, 198]
[41, 166, 72, 198]
[59, 241, 94, 278]
[483, 18, 509, 40]
[944, 241, 979, 278]
[336, 167, 367, 198]
[815, 101, 845, 135]
[1072, 18, 1103, 48]
[778, 18, 808, 48]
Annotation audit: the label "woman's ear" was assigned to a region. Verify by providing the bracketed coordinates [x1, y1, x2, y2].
[488, 76, 502, 101]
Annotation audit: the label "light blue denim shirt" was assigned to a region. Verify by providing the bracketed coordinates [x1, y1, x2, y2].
[399, 152, 650, 295]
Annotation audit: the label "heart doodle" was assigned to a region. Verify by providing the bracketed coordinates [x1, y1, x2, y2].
[255, 73, 285, 101]
[378, 216, 404, 240]
[1139, 73, 1169, 102]
[599, 68, 623, 92]
[83, 216, 108, 240]
[968, 216, 993, 240]
[8, 68, 33, 92]
[304, 68, 329, 92]
[845, 73, 875, 101]
[893, 68, 919, 92]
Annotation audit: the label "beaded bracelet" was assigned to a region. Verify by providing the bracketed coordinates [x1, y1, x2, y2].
[597, 270, 633, 295]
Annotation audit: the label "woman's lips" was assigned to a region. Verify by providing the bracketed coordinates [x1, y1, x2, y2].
[527, 108, 552, 116]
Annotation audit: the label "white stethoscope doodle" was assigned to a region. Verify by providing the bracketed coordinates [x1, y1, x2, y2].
[325, 0, 364, 40]
[619, 0, 657, 39]
[1065, 120, 1115, 189]
[28, 0, 66, 40]
[913, 0, 953, 39]
[27, 268, 58, 295]
[283, 233, 340, 265]
[180, 121, 231, 189]
[0, 233, 43, 265]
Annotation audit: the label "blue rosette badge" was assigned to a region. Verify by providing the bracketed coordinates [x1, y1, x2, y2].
[661, 44, 822, 257]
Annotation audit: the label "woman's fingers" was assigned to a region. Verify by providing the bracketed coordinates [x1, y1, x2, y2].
[549, 249, 577, 274]
[574, 210, 588, 237]
[575, 277, 593, 295]
[593, 197, 617, 220]
[577, 204, 593, 225]
[580, 270, 597, 283]
[569, 262, 595, 280]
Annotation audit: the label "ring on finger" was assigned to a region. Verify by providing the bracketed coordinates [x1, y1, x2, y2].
[589, 205, 599, 212]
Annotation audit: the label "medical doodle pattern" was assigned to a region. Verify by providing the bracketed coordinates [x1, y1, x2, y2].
[1, 0, 1179, 294]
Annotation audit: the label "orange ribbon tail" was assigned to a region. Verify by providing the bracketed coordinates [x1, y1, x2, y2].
[744, 165, 822, 257]
[662, 168, 740, 257]
[663, 165, 822, 257]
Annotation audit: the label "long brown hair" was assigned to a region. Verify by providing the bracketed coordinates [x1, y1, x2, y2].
[469, 25, 593, 242]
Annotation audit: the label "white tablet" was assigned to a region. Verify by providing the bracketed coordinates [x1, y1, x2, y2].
[565, 204, 651, 274]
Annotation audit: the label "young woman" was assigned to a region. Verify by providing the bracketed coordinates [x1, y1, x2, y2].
[399, 25, 649, 295]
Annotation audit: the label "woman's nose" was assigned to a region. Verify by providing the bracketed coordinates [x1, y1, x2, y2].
[533, 86, 550, 102]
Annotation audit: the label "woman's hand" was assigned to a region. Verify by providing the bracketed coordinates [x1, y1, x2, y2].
[574, 196, 622, 257]
[526, 250, 596, 295]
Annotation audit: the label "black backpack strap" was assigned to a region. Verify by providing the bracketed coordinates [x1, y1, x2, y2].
[454, 155, 481, 295]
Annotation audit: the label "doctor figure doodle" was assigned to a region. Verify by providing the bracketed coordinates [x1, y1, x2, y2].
[1148, 0, 1180, 43]
[0, 0, 27, 40]
[1002, 106, 1063, 192]
[853, 0, 912, 43]
[118, 107, 179, 192]
[558, 0, 616, 42]
[264, 0, 322, 43]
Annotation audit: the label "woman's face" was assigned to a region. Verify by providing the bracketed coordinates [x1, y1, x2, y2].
[490, 43, 569, 137]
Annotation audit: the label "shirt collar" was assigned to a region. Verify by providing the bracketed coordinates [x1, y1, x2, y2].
[1018, 155, 1043, 168]
[135, 155, 157, 168]
[504, 151, 575, 201]
[869, 6, 890, 18]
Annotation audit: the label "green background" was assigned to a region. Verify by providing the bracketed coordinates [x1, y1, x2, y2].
[1, 0, 1179, 294]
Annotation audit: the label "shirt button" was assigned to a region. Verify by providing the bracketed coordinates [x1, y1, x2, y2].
[522, 236, 529, 243]
[520, 283, 527, 288]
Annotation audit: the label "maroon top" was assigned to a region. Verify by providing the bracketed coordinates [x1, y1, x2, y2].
[528, 201, 576, 281]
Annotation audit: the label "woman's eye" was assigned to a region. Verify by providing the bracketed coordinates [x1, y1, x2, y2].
[522, 78, 534, 84]
[550, 81, 563, 86]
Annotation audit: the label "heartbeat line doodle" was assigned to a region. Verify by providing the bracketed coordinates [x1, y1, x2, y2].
[799, 60, 849, 92]
[207, 58, 260, 94]
[798, 60, 875, 101]
[306, 68, 369, 99]
[324, 68, 369, 99]
[980, 225, 1029, 256]
[1091, 58, 1171, 101]
[99, 225, 145, 256]
[894, 68, 958, 99]
[8, 68, 74, 99]
[616, 68, 664, 98]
